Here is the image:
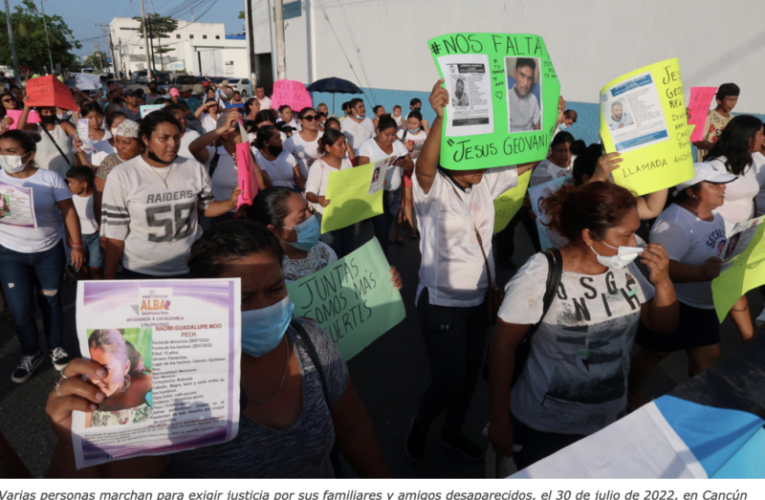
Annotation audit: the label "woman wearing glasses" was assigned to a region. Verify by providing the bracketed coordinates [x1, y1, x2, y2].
[0, 93, 21, 132]
[284, 108, 323, 177]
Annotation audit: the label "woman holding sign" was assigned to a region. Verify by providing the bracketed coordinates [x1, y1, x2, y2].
[357, 115, 414, 254]
[101, 112, 242, 279]
[405, 81, 535, 463]
[45, 220, 390, 478]
[74, 102, 114, 169]
[0, 130, 85, 384]
[18, 101, 78, 179]
[188, 111, 271, 225]
[488, 181, 678, 469]
[628, 162, 734, 410]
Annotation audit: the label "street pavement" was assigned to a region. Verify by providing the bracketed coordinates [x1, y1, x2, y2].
[0, 218, 759, 477]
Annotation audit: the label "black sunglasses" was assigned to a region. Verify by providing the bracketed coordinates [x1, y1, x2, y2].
[301, 115, 318, 122]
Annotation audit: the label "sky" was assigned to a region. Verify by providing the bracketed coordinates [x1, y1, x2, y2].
[17, 0, 248, 58]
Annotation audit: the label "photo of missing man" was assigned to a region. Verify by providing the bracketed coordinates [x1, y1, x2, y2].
[506, 57, 542, 133]
[86, 328, 153, 428]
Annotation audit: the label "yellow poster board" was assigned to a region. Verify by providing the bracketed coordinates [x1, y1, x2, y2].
[711, 219, 765, 322]
[493, 170, 531, 233]
[599, 59, 694, 196]
[320, 158, 389, 234]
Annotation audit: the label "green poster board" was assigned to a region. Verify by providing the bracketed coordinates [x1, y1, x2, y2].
[287, 238, 405, 360]
[427, 33, 560, 171]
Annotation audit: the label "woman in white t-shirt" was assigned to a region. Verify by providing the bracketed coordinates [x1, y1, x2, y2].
[704, 115, 764, 233]
[530, 131, 574, 187]
[188, 111, 271, 224]
[102, 111, 242, 280]
[277, 105, 299, 133]
[305, 129, 355, 257]
[357, 115, 413, 254]
[0, 129, 85, 384]
[194, 98, 221, 134]
[405, 81, 534, 463]
[79, 102, 114, 168]
[248, 110, 288, 147]
[489, 181, 678, 470]
[396, 110, 428, 240]
[254, 126, 304, 191]
[284, 107, 323, 177]
[628, 163, 735, 410]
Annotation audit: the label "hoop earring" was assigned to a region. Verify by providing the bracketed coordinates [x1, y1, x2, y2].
[121, 375, 131, 392]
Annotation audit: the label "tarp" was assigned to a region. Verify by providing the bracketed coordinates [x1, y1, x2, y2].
[512, 334, 765, 478]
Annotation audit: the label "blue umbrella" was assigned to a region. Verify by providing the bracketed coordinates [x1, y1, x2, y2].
[306, 77, 363, 114]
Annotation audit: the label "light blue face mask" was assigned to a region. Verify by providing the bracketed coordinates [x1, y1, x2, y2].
[241, 295, 295, 357]
[282, 215, 320, 251]
[407, 128, 420, 134]
[355, 114, 364, 120]
[558, 123, 569, 131]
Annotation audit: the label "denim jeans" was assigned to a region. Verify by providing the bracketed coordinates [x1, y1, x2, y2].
[0, 241, 65, 355]
[371, 188, 401, 255]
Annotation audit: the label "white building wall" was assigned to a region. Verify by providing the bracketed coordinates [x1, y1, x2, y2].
[281, 0, 765, 113]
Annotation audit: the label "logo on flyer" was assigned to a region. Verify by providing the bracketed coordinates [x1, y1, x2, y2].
[137, 288, 173, 315]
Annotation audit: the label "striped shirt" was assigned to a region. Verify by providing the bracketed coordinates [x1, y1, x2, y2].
[101, 155, 214, 276]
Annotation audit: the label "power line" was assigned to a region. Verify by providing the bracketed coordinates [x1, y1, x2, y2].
[333, 0, 377, 104]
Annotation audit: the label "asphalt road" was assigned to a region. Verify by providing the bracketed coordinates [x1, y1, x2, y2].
[0, 219, 759, 478]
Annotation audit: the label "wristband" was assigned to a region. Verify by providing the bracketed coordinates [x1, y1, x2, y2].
[71, 243, 84, 247]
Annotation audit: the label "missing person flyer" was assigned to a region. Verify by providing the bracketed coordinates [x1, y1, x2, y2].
[72, 279, 242, 469]
[0, 180, 36, 229]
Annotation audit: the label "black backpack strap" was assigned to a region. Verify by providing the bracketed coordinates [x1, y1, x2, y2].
[208, 151, 221, 179]
[529, 248, 563, 339]
[291, 319, 345, 477]
[40, 124, 73, 168]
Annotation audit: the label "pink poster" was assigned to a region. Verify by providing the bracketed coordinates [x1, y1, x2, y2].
[6, 110, 41, 129]
[236, 142, 257, 208]
[270, 80, 313, 112]
[688, 87, 718, 143]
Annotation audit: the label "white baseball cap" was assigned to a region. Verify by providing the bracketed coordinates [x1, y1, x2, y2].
[673, 162, 737, 195]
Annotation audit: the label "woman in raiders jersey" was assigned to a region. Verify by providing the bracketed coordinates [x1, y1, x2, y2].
[101, 111, 242, 280]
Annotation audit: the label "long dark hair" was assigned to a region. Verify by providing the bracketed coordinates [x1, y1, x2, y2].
[254, 125, 278, 150]
[318, 129, 345, 156]
[237, 186, 296, 227]
[705, 115, 763, 175]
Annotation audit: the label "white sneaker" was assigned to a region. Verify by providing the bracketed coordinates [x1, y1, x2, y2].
[50, 347, 71, 371]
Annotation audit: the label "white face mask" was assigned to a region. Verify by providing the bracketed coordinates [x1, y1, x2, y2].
[0, 152, 30, 174]
[590, 236, 643, 269]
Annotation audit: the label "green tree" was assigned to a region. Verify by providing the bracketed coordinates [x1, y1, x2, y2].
[84, 50, 109, 72]
[0, 0, 81, 77]
[238, 11, 244, 19]
[132, 14, 178, 71]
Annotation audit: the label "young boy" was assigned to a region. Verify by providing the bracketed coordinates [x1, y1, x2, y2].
[65, 167, 103, 280]
[693, 83, 740, 161]
[392, 105, 404, 129]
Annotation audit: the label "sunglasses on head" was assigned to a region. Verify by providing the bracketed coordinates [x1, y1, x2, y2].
[301, 115, 318, 122]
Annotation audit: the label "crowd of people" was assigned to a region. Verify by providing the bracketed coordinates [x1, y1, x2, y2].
[0, 73, 762, 478]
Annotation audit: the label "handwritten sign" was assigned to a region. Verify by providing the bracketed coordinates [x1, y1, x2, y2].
[687, 87, 718, 143]
[427, 33, 560, 170]
[287, 238, 405, 360]
[599, 59, 694, 196]
[74, 73, 103, 91]
[320, 158, 389, 234]
[712, 216, 765, 322]
[493, 170, 531, 233]
[5, 110, 40, 129]
[236, 142, 257, 207]
[25, 75, 77, 110]
[270, 80, 313, 113]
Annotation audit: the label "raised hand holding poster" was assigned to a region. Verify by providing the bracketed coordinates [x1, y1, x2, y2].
[427, 33, 560, 170]
[599, 59, 694, 196]
[287, 238, 405, 360]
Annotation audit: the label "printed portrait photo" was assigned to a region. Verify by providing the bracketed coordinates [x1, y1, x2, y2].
[505, 57, 542, 134]
[86, 328, 154, 428]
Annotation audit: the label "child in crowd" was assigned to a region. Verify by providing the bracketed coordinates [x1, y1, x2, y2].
[693, 83, 740, 161]
[392, 105, 404, 129]
[65, 167, 102, 280]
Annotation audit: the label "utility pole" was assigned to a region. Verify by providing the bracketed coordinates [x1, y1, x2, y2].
[3, 0, 20, 83]
[147, 17, 157, 71]
[96, 23, 117, 76]
[40, 0, 54, 73]
[273, 0, 286, 80]
[243, 0, 258, 90]
[138, 0, 152, 81]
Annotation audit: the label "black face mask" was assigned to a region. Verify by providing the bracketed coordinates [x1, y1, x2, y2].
[147, 146, 175, 165]
[40, 114, 57, 124]
[267, 145, 283, 156]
